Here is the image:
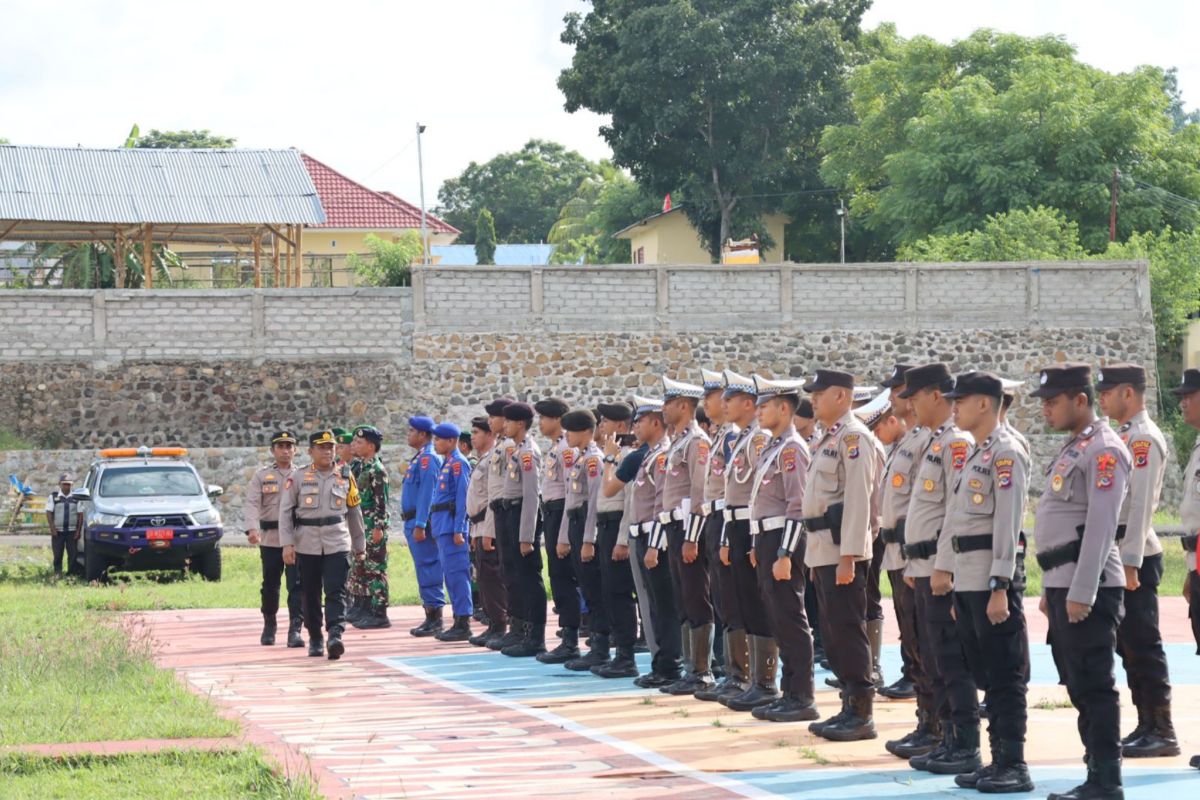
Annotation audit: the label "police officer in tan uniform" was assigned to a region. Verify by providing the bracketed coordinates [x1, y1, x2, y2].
[1096, 364, 1180, 759]
[1172, 368, 1200, 772]
[802, 368, 879, 742]
[1031, 363, 1131, 800]
[942, 371, 1034, 794]
[482, 398, 521, 651]
[535, 397, 582, 663]
[245, 430, 305, 649]
[466, 415, 505, 647]
[498, 401, 548, 658]
[279, 430, 366, 660]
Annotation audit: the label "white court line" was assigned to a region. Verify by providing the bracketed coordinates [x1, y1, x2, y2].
[372, 656, 785, 799]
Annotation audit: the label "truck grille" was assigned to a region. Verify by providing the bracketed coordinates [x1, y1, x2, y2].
[124, 515, 190, 528]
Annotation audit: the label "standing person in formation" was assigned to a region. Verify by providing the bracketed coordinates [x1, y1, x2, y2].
[482, 398, 522, 651]
[430, 422, 474, 642]
[402, 416, 446, 638]
[795, 397, 824, 669]
[942, 372, 1034, 794]
[348, 425, 391, 630]
[1031, 363, 1131, 800]
[467, 415, 506, 647]
[498, 402, 548, 658]
[1096, 364, 1179, 759]
[803, 369, 879, 742]
[535, 398, 583, 664]
[279, 430, 366, 661]
[245, 431, 305, 648]
[1173, 368, 1200, 772]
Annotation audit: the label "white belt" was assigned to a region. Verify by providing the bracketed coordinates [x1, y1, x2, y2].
[700, 499, 726, 516]
[658, 508, 685, 524]
[749, 516, 786, 535]
[723, 506, 752, 522]
[628, 521, 656, 538]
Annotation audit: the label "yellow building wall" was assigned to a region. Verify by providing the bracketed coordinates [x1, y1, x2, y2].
[1184, 319, 1200, 369]
[620, 211, 788, 264]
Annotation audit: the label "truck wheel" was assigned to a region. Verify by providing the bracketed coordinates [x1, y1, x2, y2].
[85, 545, 109, 583]
[194, 545, 222, 582]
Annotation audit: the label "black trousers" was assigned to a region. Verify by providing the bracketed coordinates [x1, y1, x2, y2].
[475, 536, 507, 625]
[297, 551, 350, 637]
[259, 545, 302, 620]
[51, 532, 79, 575]
[755, 529, 814, 701]
[666, 520, 714, 627]
[633, 532, 681, 677]
[914, 577, 979, 727]
[1116, 553, 1172, 708]
[542, 499, 580, 629]
[714, 515, 743, 631]
[1190, 570, 1200, 655]
[568, 506, 608, 636]
[807, 576, 822, 651]
[499, 502, 547, 629]
[954, 588, 1030, 743]
[597, 511, 637, 648]
[867, 534, 885, 621]
[704, 513, 725, 621]
[813, 561, 873, 702]
[888, 569, 931, 712]
[1047, 586, 1124, 761]
[726, 519, 771, 637]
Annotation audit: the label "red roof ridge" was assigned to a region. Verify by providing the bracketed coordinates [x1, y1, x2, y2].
[300, 152, 459, 235]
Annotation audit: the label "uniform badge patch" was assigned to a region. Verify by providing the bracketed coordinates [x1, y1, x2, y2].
[284, 477, 293, 490]
[844, 434, 860, 460]
[563, 449, 575, 468]
[982, 452, 993, 464]
[972, 493, 984, 505]
[1130, 439, 1152, 469]
[1051, 473, 1064, 492]
[588, 456, 600, 478]
[995, 458, 1014, 489]
[521, 452, 534, 472]
[304, 496, 315, 506]
[1096, 452, 1117, 489]
[891, 473, 904, 488]
[782, 448, 798, 472]
[950, 440, 968, 470]
[931, 442, 943, 454]
[968, 478, 983, 490]
[923, 478, 936, 492]
[698, 440, 710, 465]
[420, 456, 430, 470]
[452, 461, 462, 476]
[657, 453, 668, 473]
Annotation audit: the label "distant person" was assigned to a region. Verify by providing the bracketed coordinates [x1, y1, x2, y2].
[46, 474, 81, 577]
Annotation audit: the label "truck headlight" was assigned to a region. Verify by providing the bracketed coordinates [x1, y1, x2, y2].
[93, 512, 125, 527]
[192, 509, 221, 525]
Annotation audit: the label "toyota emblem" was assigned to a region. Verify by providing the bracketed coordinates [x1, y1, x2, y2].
[150, 517, 166, 526]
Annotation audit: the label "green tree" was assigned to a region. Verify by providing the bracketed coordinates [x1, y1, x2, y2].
[559, 0, 868, 260]
[548, 162, 663, 264]
[822, 27, 1200, 252]
[475, 209, 497, 265]
[0, 136, 9, 144]
[436, 140, 600, 243]
[347, 233, 422, 287]
[133, 129, 237, 149]
[896, 206, 1086, 262]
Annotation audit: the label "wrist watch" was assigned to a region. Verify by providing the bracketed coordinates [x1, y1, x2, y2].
[603, 455, 618, 465]
[989, 577, 1011, 591]
[776, 548, 791, 559]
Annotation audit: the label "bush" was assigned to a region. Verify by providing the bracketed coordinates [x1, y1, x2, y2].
[347, 233, 422, 287]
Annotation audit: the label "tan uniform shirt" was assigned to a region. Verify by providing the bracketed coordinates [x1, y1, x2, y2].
[244, 463, 297, 548]
[903, 417, 973, 579]
[1179, 439, 1200, 573]
[502, 437, 541, 544]
[1116, 410, 1167, 567]
[542, 434, 573, 502]
[467, 444, 493, 540]
[629, 437, 670, 537]
[749, 425, 810, 554]
[880, 426, 930, 572]
[562, 442, 604, 544]
[723, 422, 769, 547]
[653, 421, 710, 548]
[278, 465, 366, 555]
[802, 411, 878, 568]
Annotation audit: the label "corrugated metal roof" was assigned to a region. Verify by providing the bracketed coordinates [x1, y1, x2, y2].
[0, 145, 325, 224]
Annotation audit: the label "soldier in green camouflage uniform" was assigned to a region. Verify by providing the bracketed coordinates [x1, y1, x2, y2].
[349, 425, 392, 629]
[338, 427, 367, 617]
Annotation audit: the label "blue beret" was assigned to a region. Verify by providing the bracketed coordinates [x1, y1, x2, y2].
[408, 415, 435, 434]
[432, 422, 461, 440]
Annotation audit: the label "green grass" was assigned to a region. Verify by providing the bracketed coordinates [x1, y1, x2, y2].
[0, 428, 34, 449]
[0, 749, 320, 800]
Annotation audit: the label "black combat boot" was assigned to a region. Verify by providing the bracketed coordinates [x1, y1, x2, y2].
[489, 618, 525, 651]
[956, 733, 999, 789]
[879, 675, 916, 700]
[537, 627, 580, 664]
[469, 620, 505, 647]
[307, 633, 324, 657]
[1120, 703, 1150, 747]
[409, 606, 443, 637]
[909, 722, 953, 771]
[503, 621, 546, 658]
[326, 627, 345, 660]
[593, 645, 639, 678]
[1122, 705, 1181, 758]
[819, 694, 877, 742]
[286, 616, 305, 648]
[565, 633, 610, 671]
[1189, 754, 1199, 769]
[435, 615, 473, 642]
[724, 635, 782, 711]
[344, 597, 365, 625]
[697, 629, 749, 701]
[976, 739, 1034, 794]
[663, 623, 716, 695]
[260, 614, 277, 646]
[1047, 757, 1123, 800]
[752, 693, 820, 722]
[867, 618, 885, 690]
[810, 694, 850, 737]
[888, 709, 941, 759]
[924, 723, 982, 775]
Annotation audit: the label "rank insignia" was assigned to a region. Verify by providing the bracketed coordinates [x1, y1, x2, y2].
[844, 434, 860, 460]
[891, 473, 904, 488]
[924, 478, 935, 492]
[968, 478, 983, 490]
[521, 452, 534, 472]
[1051, 474, 1064, 492]
[1130, 440, 1151, 469]
[950, 440, 968, 470]
[782, 448, 798, 472]
[972, 493, 984, 505]
[931, 442, 943, 454]
[284, 478, 293, 490]
[982, 452, 992, 464]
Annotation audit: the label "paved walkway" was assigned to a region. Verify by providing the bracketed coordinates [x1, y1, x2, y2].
[139, 600, 1200, 799]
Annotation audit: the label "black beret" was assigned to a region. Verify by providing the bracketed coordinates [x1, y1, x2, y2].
[943, 371, 1003, 401]
[561, 409, 597, 432]
[803, 369, 854, 393]
[1030, 363, 1092, 399]
[596, 401, 633, 422]
[353, 425, 383, 447]
[1170, 369, 1200, 396]
[470, 416, 490, 433]
[534, 397, 570, 418]
[795, 399, 814, 418]
[503, 402, 535, 422]
[484, 397, 514, 416]
[897, 363, 954, 398]
[881, 363, 918, 389]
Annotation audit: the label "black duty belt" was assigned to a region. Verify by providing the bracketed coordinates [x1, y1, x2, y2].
[295, 515, 342, 528]
[1115, 524, 1126, 543]
[880, 518, 906, 546]
[1182, 533, 1198, 553]
[1035, 525, 1087, 571]
[468, 509, 488, 524]
[596, 510, 624, 523]
[401, 510, 417, 522]
[802, 502, 844, 545]
[431, 502, 457, 515]
[903, 539, 938, 560]
[567, 503, 588, 522]
[260, 520, 279, 531]
[543, 498, 565, 509]
[500, 498, 523, 510]
[951, 533, 992, 554]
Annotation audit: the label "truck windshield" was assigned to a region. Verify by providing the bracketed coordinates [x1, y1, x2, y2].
[98, 466, 202, 498]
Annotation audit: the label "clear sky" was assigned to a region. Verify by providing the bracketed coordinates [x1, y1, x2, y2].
[1, 0, 1196, 213]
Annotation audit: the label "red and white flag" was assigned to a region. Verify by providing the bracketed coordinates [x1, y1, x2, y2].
[662, 193, 672, 213]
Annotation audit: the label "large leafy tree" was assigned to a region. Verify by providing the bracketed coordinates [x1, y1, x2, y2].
[436, 140, 600, 243]
[822, 27, 1200, 252]
[548, 162, 663, 264]
[559, 0, 869, 260]
[133, 128, 237, 148]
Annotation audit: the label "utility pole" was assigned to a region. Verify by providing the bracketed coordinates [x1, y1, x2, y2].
[1110, 166, 1119, 242]
[837, 199, 846, 264]
[417, 122, 429, 265]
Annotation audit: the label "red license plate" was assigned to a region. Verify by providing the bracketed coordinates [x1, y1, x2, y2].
[147, 529, 174, 540]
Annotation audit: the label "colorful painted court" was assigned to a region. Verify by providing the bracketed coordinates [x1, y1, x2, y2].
[141, 599, 1199, 799]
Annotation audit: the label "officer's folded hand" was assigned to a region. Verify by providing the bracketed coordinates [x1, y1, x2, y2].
[613, 543, 629, 561]
[1066, 600, 1091, 623]
[835, 555, 855, 585]
[719, 545, 731, 566]
[581, 542, 595, 563]
[454, 533, 465, 546]
[682, 541, 699, 564]
[749, 549, 757, 568]
[413, 526, 426, 542]
[1123, 565, 1140, 592]
[931, 569, 953, 596]
[772, 556, 791, 582]
[482, 536, 496, 552]
[987, 589, 1010, 625]
[356, 550, 366, 562]
[904, 575, 916, 589]
[282, 545, 296, 565]
[644, 547, 660, 569]
[521, 541, 534, 557]
[556, 541, 571, 559]
[247, 529, 261, 545]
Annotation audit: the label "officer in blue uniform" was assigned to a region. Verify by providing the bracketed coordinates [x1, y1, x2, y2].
[431, 422, 475, 642]
[403, 415, 447, 637]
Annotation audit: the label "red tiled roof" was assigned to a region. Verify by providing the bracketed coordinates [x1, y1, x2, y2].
[300, 153, 459, 234]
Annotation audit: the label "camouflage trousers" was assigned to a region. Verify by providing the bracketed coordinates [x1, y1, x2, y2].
[348, 536, 389, 611]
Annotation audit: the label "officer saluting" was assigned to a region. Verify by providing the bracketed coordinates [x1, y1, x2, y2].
[1031, 363, 1131, 800]
[279, 430, 366, 660]
[245, 430, 304, 648]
